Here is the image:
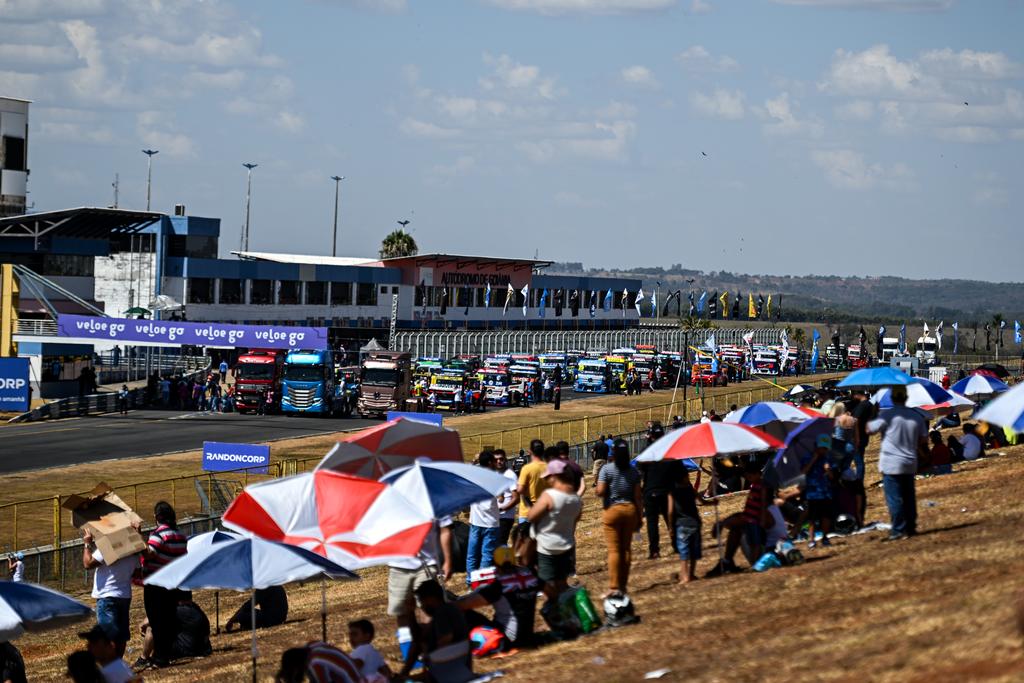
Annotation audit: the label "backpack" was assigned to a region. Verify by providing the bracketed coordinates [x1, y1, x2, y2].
[602, 593, 639, 627]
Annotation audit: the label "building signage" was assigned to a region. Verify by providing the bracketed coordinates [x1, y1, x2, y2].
[57, 314, 329, 350]
[386, 411, 443, 427]
[440, 272, 513, 287]
[202, 441, 270, 474]
[0, 358, 30, 413]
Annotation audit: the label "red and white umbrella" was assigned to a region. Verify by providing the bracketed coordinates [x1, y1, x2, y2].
[222, 470, 433, 570]
[635, 422, 784, 462]
[317, 418, 464, 478]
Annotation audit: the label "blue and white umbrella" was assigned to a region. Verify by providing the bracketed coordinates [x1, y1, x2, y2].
[872, 378, 974, 415]
[951, 374, 1009, 398]
[147, 534, 356, 683]
[975, 381, 1024, 432]
[725, 402, 814, 426]
[0, 581, 92, 641]
[837, 367, 913, 389]
[379, 460, 516, 519]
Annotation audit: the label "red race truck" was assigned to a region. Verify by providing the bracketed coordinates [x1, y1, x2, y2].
[233, 349, 286, 414]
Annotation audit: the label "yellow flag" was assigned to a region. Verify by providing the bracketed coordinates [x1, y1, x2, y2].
[766, 294, 772, 318]
[748, 293, 756, 319]
[719, 291, 729, 318]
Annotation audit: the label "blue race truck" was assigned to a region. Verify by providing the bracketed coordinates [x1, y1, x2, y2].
[281, 349, 337, 415]
[574, 358, 610, 393]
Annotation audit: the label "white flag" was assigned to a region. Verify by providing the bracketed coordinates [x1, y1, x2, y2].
[780, 329, 790, 373]
[634, 288, 644, 316]
[742, 331, 754, 347]
[520, 283, 529, 317]
[502, 283, 514, 316]
[923, 322, 930, 338]
[936, 321, 944, 349]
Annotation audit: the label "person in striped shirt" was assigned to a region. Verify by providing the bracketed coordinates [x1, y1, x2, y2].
[275, 641, 363, 683]
[140, 501, 188, 667]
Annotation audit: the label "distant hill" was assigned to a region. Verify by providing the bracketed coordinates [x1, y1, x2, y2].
[549, 263, 1024, 324]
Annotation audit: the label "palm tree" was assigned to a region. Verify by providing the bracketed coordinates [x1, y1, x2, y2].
[791, 327, 807, 347]
[379, 229, 418, 259]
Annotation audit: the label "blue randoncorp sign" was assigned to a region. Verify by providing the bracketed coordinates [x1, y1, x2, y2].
[202, 441, 270, 474]
[57, 314, 328, 350]
[0, 358, 30, 413]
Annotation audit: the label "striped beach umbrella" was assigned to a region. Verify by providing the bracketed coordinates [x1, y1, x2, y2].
[635, 422, 783, 462]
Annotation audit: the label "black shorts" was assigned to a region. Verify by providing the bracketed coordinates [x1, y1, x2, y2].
[536, 551, 573, 582]
[807, 498, 835, 522]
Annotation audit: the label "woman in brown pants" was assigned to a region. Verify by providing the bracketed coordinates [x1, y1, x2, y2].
[595, 438, 643, 598]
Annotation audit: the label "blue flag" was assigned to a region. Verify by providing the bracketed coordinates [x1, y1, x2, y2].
[603, 289, 613, 312]
[810, 328, 821, 373]
[697, 290, 707, 314]
[484, 282, 491, 308]
[899, 323, 907, 354]
[651, 289, 657, 318]
[539, 289, 548, 318]
[1016, 320, 1021, 345]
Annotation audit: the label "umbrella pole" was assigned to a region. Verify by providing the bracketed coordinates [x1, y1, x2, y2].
[321, 576, 327, 642]
[713, 463, 724, 569]
[215, 591, 220, 635]
[251, 588, 257, 683]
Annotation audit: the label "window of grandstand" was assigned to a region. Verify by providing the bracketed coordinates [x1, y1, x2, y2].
[219, 278, 242, 304]
[41, 254, 93, 277]
[1, 136, 26, 171]
[356, 282, 377, 306]
[187, 277, 214, 304]
[108, 234, 157, 254]
[250, 279, 273, 305]
[167, 235, 218, 259]
[306, 281, 327, 305]
[279, 280, 301, 305]
[330, 282, 352, 306]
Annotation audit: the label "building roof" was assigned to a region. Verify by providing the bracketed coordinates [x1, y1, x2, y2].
[381, 253, 552, 270]
[0, 207, 161, 246]
[232, 251, 379, 267]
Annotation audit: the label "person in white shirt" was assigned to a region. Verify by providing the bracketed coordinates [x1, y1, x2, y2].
[947, 423, 983, 462]
[494, 449, 520, 546]
[7, 553, 24, 583]
[466, 451, 502, 586]
[79, 624, 137, 683]
[83, 532, 139, 657]
[348, 618, 392, 683]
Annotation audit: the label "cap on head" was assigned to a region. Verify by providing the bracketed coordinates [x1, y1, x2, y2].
[543, 459, 568, 478]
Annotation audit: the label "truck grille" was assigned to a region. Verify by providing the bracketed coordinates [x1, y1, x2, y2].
[288, 388, 317, 409]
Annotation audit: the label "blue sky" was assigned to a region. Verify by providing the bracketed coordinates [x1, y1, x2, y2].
[2, 0, 1021, 280]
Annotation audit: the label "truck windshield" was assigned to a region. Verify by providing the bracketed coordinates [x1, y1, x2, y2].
[284, 364, 323, 382]
[362, 368, 399, 386]
[236, 364, 275, 380]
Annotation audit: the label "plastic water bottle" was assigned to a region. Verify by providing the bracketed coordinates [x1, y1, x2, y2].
[753, 552, 782, 572]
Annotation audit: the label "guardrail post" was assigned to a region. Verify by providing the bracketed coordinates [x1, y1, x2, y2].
[583, 416, 589, 444]
[12, 504, 18, 550]
[171, 479, 177, 510]
[52, 496, 60, 581]
[133, 485, 139, 513]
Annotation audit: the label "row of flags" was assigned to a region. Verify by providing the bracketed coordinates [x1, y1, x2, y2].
[417, 282, 786, 320]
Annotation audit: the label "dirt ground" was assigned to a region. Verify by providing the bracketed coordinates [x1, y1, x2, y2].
[14, 437, 1024, 682]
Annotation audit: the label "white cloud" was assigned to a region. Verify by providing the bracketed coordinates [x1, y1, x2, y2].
[1010, 129, 1024, 141]
[0, 0, 108, 21]
[810, 149, 913, 190]
[690, 88, 745, 119]
[0, 42, 79, 70]
[687, 0, 712, 13]
[37, 121, 113, 144]
[136, 111, 195, 158]
[274, 111, 305, 133]
[973, 186, 1008, 206]
[620, 65, 659, 88]
[399, 118, 461, 139]
[183, 69, 247, 90]
[760, 92, 824, 136]
[119, 27, 282, 68]
[480, 53, 559, 100]
[431, 155, 476, 178]
[483, 0, 676, 15]
[932, 125, 1000, 143]
[822, 44, 944, 99]
[771, 0, 952, 10]
[519, 120, 636, 163]
[919, 48, 1023, 80]
[677, 45, 738, 73]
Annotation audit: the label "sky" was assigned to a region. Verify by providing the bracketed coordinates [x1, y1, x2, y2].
[1, 0, 1022, 281]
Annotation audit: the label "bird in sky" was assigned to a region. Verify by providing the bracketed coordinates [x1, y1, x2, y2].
[397, 219, 411, 228]
[964, 101, 969, 106]
[701, 151, 708, 157]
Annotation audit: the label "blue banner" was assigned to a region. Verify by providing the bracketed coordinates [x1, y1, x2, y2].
[387, 411, 443, 427]
[202, 441, 270, 474]
[57, 314, 328, 350]
[810, 329, 821, 373]
[0, 358, 30, 413]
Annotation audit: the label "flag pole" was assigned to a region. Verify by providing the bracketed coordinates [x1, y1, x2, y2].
[321, 576, 328, 642]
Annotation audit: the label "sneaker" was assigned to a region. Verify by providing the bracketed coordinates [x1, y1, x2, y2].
[807, 541, 817, 550]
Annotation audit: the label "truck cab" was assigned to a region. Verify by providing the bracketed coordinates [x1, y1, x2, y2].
[881, 337, 901, 363]
[574, 358, 610, 393]
[281, 350, 336, 415]
[752, 348, 780, 377]
[825, 344, 847, 371]
[692, 352, 727, 386]
[605, 355, 632, 392]
[429, 370, 468, 411]
[358, 351, 413, 419]
[915, 336, 939, 365]
[538, 353, 568, 383]
[233, 349, 285, 414]
[480, 368, 512, 405]
[847, 344, 868, 369]
[333, 364, 360, 417]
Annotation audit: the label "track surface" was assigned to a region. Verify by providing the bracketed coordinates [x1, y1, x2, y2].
[0, 389, 604, 474]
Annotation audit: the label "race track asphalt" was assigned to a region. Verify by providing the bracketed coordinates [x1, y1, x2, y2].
[0, 410, 378, 474]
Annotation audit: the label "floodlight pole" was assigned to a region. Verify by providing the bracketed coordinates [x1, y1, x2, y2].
[330, 175, 344, 257]
[142, 149, 158, 211]
[241, 163, 258, 253]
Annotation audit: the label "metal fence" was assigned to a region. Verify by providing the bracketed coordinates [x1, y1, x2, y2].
[393, 328, 782, 358]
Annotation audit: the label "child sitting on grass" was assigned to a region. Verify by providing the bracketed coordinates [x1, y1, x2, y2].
[348, 619, 391, 683]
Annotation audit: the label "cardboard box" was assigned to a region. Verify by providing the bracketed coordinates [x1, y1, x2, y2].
[63, 483, 146, 563]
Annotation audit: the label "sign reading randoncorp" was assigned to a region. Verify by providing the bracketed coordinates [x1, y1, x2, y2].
[202, 441, 270, 474]
[0, 358, 30, 413]
[57, 314, 328, 350]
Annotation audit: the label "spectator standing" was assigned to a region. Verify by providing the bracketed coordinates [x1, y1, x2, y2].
[140, 501, 188, 667]
[117, 385, 129, 415]
[494, 450, 519, 546]
[466, 452, 502, 585]
[526, 460, 582, 597]
[219, 358, 229, 384]
[591, 435, 610, 464]
[640, 448, 679, 560]
[7, 553, 24, 583]
[867, 385, 928, 541]
[514, 439, 549, 567]
[595, 439, 643, 597]
[669, 464, 709, 585]
[83, 531, 138, 657]
[801, 435, 835, 549]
